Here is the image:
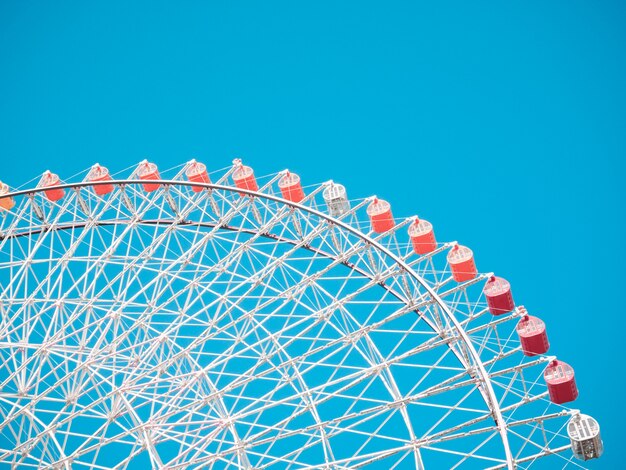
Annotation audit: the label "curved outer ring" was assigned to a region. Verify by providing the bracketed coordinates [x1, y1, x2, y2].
[1, 179, 514, 469]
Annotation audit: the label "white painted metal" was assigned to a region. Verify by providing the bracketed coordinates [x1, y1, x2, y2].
[0, 166, 594, 469]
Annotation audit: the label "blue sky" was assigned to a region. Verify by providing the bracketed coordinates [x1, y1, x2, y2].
[1, 1, 624, 468]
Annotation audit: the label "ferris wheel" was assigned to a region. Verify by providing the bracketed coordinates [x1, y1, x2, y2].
[0, 158, 603, 469]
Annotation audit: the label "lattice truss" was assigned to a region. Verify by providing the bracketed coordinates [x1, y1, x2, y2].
[0, 164, 587, 469]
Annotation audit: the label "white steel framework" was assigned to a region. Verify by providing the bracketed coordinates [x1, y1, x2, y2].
[0, 163, 595, 469]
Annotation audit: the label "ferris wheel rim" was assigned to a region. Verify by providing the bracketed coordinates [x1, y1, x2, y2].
[2, 178, 516, 469]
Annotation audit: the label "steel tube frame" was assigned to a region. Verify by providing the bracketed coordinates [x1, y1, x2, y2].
[2, 179, 514, 469]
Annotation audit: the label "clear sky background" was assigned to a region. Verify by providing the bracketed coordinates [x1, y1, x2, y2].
[1, 1, 624, 468]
